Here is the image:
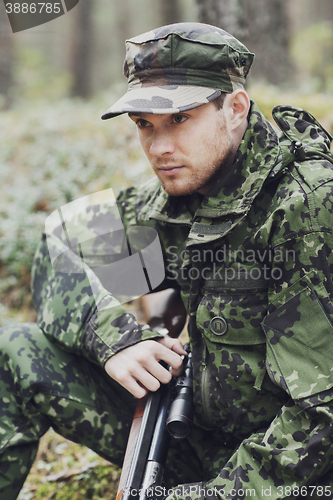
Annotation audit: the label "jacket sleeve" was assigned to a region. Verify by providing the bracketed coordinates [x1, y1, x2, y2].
[31, 189, 165, 368]
[166, 231, 333, 500]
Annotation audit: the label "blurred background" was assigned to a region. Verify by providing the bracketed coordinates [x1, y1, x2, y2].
[1, 1, 333, 498]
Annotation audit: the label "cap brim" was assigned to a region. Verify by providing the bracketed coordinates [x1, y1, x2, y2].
[101, 86, 221, 120]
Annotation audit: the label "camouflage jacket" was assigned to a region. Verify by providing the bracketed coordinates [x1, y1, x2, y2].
[32, 102, 333, 499]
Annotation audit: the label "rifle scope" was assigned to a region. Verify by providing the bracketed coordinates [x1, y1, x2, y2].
[166, 350, 193, 440]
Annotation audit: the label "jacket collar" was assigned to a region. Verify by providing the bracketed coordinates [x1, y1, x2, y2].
[197, 101, 281, 217]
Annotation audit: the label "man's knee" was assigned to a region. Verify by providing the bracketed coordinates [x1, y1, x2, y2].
[0, 323, 46, 386]
[0, 322, 86, 400]
[0, 322, 44, 357]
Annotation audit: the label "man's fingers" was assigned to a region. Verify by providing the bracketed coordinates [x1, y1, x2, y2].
[104, 339, 186, 397]
[105, 360, 157, 398]
[143, 358, 172, 385]
[158, 336, 187, 357]
[156, 337, 187, 375]
[135, 365, 163, 392]
[132, 339, 184, 373]
[130, 347, 173, 387]
[124, 378, 148, 399]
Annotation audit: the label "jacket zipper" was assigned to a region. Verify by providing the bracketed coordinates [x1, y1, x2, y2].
[201, 346, 213, 425]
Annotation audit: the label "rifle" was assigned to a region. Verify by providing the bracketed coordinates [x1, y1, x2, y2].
[116, 289, 193, 500]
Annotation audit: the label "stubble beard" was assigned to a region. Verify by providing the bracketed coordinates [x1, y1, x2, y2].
[156, 133, 236, 197]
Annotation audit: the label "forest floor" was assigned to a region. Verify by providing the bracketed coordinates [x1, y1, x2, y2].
[18, 430, 121, 500]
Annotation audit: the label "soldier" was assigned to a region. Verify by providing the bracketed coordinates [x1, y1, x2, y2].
[1, 22, 333, 500]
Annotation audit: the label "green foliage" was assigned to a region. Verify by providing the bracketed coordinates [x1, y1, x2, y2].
[290, 21, 333, 92]
[13, 45, 71, 101]
[0, 93, 149, 322]
[249, 84, 333, 136]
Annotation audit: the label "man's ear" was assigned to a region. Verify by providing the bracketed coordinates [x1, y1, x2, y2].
[225, 89, 250, 132]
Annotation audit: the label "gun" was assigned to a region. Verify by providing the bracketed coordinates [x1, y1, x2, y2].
[116, 289, 193, 500]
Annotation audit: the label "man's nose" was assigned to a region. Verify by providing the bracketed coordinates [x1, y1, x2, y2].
[149, 129, 175, 157]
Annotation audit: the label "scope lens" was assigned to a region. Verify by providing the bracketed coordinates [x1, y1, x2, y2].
[166, 415, 191, 439]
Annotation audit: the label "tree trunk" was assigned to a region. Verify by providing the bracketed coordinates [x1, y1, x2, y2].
[160, 0, 182, 25]
[308, 0, 333, 23]
[197, 0, 247, 40]
[0, 1, 14, 107]
[117, 0, 132, 63]
[70, 0, 94, 98]
[244, 0, 291, 85]
[196, 0, 292, 86]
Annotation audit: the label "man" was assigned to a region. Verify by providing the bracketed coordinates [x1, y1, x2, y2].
[1, 22, 333, 500]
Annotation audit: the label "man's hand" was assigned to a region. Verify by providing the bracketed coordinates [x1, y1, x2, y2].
[104, 337, 187, 399]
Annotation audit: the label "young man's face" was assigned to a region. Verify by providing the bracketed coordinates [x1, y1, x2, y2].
[129, 101, 238, 197]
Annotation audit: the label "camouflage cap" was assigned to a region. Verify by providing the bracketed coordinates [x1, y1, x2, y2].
[101, 22, 254, 120]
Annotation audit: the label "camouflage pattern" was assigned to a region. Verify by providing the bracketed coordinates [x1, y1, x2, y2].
[101, 23, 254, 119]
[2, 100, 333, 499]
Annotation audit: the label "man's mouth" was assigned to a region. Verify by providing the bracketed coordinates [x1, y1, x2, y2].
[158, 166, 184, 176]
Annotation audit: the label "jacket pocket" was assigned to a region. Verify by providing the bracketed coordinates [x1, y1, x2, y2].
[196, 286, 268, 346]
[196, 283, 268, 391]
[262, 273, 333, 401]
[194, 278, 287, 435]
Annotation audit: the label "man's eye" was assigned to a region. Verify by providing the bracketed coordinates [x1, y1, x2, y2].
[172, 115, 187, 124]
[137, 119, 150, 128]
